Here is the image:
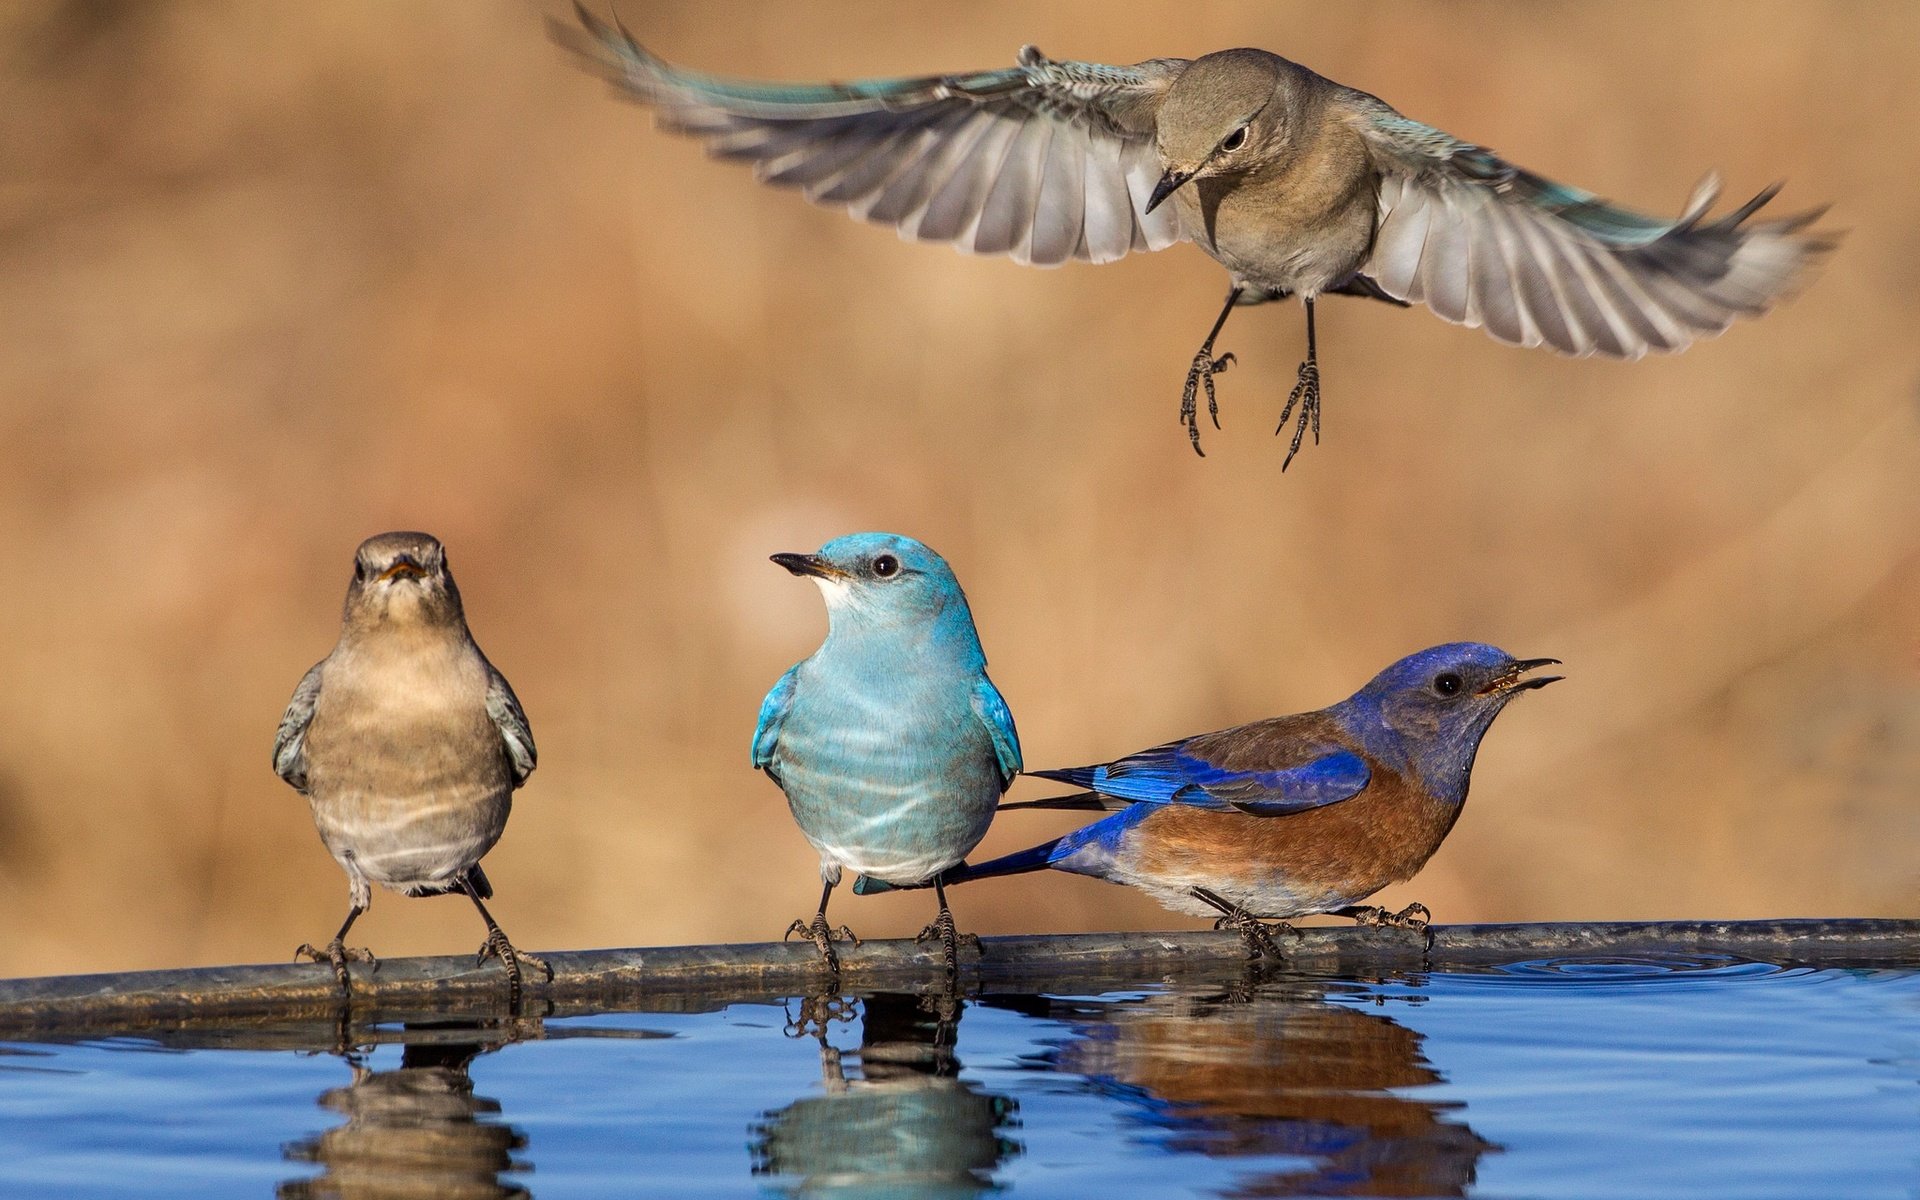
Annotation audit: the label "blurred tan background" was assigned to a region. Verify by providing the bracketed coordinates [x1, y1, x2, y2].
[0, 1, 1915, 979]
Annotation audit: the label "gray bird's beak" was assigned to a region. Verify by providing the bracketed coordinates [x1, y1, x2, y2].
[376, 556, 426, 583]
[1145, 167, 1195, 215]
[771, 552, 851, 581]
[1482, 658, 1564, 696]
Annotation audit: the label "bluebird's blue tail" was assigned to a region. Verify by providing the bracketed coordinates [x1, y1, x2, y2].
[852, 837, 1066, 895]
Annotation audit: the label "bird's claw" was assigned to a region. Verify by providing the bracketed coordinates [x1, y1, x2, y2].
[475, 931, 551, 999]
[1346, 902, 1436, 952]
[1212, 910, 1299, 960]
[1180, 349, 1235, 456]
[1274, 357, 1321, 470]
[785, 915, 860, 974]
[783, 992, 859, 1039]
[914, 909, 977, 977]
[295, 940, 377, 990]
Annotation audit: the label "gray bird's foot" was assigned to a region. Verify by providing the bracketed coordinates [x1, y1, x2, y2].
[294, 940, 377, 991]
[914, 909, 979, 977]
[783, 992, 859, 1041]
[1274, 357, 1321, 470]
[1180, 349, 1236, 457]
[475, 930, 552, 998]
[784, 915, 861, 974]
[1212, 911, 1301, 961]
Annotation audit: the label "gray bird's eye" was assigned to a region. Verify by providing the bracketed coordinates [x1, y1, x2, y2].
[1220, 125, 1248, 153]
[871, 554, 900, 578]
[1433, 672, 1462, 697]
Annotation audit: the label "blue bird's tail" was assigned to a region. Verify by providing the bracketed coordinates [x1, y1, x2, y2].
[852, 838, 1065, 895]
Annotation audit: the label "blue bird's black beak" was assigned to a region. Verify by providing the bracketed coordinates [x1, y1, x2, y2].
[1484, 658, 1564, 695]
[771, 552, 850, 581]
[1145, 167, 1195, 215]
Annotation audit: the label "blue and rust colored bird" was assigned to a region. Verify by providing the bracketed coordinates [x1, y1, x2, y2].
[754, 533, 1022, 974]
[272, 532, 547, 1001]
[557, 7, 1833, 463]
[896, 643, 1558, 956]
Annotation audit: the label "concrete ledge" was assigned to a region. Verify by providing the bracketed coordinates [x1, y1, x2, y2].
[1, 918, 1914, 1036]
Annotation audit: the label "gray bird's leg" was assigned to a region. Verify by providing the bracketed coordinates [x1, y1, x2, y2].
[1191, 887, 1301, 961]
[295, 903, 376, 991]
[784, 879, 860, 974]
[1274, 296, 1321, 470]
[1180, 286, 1243, 456]
[914, 878, 980, 977]
[1336, 901, 1435, 951]
[462, 875, 551, 1002]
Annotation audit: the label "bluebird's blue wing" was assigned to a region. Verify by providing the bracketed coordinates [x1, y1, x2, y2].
[1347, 91, 1832, 358]
[969, 675, 1023, 790]
[752, 666, 800, 780]
[1031, 740, 1368, 816]
[555, 4, 1188, 266]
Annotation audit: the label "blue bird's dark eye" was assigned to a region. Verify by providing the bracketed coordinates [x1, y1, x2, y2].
[871, 555, 900, 578]
[1221, 125, 1247, 153]
[1433, 672, 1462, 697]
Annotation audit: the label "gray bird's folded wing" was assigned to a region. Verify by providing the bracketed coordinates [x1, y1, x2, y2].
[558, 5, 1188, 265]
[1348, 94, 1834, 358]
[484, 665, 538, 787]
[272, 660, 326, 794]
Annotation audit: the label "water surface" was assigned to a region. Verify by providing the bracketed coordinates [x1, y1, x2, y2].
[4, 956, 1916, 1198]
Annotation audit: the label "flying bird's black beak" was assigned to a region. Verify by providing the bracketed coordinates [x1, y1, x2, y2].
[1484, 657, 1564, 696]
[1144, 167, 1195, 215]
[771, 552, 850, 581]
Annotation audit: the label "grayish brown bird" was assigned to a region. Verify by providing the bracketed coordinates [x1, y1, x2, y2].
[557, 9, 1834, 463]
[273, 532, 548, 999]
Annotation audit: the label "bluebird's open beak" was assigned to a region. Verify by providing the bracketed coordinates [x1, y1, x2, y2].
[1145, 167, 1195, 215]
[377, 556, 426, 583]
[1482, 657, 1564, 696]
[771, 553, 852, 581]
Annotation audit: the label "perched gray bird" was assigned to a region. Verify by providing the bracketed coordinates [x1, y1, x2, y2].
[557, 9, 1834, 463]
[273, 532, 548, 999]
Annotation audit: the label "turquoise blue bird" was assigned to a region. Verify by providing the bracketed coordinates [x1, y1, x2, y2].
[754, 533, 1022, 974]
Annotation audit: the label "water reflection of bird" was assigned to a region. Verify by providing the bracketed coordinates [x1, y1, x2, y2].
[997, 983, 1492, 1197]
[752, 992, 1021, 1198]
[279, 1029, 530, 1200]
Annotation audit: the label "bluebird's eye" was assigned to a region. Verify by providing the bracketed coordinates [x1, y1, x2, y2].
[1221, 125, 1248, 153]
[871, 555, 900, 579]
[1433, 672, 1463, 697]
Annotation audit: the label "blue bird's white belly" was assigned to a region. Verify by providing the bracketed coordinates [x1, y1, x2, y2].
[774, 672, 1001, 886]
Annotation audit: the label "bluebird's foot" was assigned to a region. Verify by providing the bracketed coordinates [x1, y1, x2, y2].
[1212, 910, 1301, 961]
[785, 915, 861, 975]
[295, 939, 377, 992]
[1338, 902, 1435, 951]
[1274, 357, 1320, 470]
[476, 929, 552, 1001]
[1180, 348, 1235, 457]
[914, 907, 980, 978]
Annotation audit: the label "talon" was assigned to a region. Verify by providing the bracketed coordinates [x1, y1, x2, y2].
[1180, 347, 1236, 456]
[789, 914, 856, 974]
[296, 939, 373, 991]
[916, 909, 969, 977]
[1276, 359, 1321, 471]
[1213, 910, 1294, 960]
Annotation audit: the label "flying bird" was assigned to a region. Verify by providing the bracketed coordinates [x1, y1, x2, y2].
[557, 7, 1833, 463]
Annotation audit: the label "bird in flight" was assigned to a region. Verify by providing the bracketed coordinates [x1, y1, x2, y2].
[557, 7, 1834, 464]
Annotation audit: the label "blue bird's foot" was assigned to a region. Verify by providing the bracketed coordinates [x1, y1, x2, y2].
[1338, 902, 1435, 952]
[785, 915, 861, 975]
[1180, 348, 1236, 456]
[914, 907, 980, 978]
[1211, 910, 1301, 961]
[294, 939, 377, 992]
[1275, 357, 1321, 471]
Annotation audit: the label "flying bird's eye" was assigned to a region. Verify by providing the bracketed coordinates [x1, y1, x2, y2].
[1433, 672, 1463, 697]
[1220, 125, 1248, 153]
[871, 554, 899, 578]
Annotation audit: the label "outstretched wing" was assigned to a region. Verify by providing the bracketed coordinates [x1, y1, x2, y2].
[970, 675, 1023, 790]
[557, 5, 1188, 266]
[1029, 739, 1369, 817]
[1348, 93, 1833, 358]
[752, 666, 800, 782]
[271, 661, 326, 794]
[485, 666, 538, 788]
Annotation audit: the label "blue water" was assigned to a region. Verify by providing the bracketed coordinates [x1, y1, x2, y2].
[3, 957, 1917, 1198]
